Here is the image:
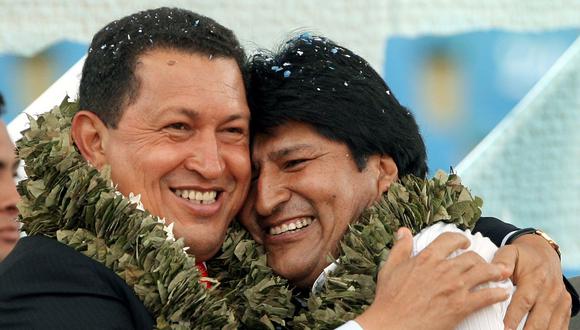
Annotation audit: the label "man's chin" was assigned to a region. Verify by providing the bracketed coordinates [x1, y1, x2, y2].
[176, 227, 224, 261]
[268, 254, 319, 288]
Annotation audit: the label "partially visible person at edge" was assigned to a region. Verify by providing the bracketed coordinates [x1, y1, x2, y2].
[0, 92, 21, 262]
[240, 34, 579, 330]
[0, 7, 576, 329]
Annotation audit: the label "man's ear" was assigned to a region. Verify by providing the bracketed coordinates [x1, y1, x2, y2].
[71, 110, 109, 169]
[376, 155, 398, 195]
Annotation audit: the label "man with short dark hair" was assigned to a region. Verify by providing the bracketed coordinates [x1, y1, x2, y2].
[0, 93, 20, 262]
[242, 34, 578, 329]
[0, 8, 249, 328]
[75, 7, 250, 262]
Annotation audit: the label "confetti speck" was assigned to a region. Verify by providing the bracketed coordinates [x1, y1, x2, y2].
[344, 81, 349, 86]
[297, 50, 303, 56]
[331, 48, 338, 54]
[283, 70, 291, 78]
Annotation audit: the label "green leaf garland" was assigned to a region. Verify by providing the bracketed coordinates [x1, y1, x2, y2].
[17, 98, 482, 329]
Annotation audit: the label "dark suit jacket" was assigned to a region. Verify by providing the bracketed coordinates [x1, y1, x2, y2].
[0, 236, 154, 329]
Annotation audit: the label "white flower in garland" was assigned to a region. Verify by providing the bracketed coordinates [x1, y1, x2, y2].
[128, 192, 145, 211]
[163, 221, 175, 242]
[120, 192, 183, 248]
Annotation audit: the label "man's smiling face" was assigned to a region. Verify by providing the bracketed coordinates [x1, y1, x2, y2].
[241, 122, 395, 287]
[79, 48, 251, 261]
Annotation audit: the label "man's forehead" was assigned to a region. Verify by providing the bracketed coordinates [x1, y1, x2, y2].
[123, 49, 249, 121]
[252, 123, 324, 161]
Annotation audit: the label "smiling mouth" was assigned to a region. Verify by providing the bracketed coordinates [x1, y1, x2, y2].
[173, 189, 221, 205]
[268, 217, 314, 236]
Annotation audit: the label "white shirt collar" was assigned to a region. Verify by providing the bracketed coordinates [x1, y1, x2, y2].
[311, 261, 339, 294]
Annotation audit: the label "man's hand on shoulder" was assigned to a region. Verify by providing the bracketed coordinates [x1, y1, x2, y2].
[356, 227, 510, 330]
[492, 233, 572, 330]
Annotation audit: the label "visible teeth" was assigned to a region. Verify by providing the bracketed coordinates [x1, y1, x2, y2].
[269, 217, 313, 236]
[174, 189, 218, 204]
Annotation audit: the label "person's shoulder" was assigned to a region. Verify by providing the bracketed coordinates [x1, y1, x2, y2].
[1, 235, 91, 269]
[0, 235, 121, 294]
[9, 235, 77, 254]
[0, 236, 154, 328]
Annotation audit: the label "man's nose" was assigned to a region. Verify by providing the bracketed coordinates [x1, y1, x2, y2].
[184, 134, 225, 180]
[254, 170, 290, 217]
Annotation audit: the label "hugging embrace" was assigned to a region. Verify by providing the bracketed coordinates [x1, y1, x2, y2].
[1, 7, 577, 330]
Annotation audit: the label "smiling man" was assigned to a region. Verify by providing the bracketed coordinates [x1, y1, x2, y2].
[73, 47, 250, 262]
[242, 35, 579, 329]
[246, 122, 390, 288]
[0, 8, 249, 328]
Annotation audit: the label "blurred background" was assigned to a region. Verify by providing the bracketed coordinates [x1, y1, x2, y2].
[0, 0, 579, 276]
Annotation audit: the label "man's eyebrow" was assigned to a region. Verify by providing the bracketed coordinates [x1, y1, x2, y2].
[268, 144, 314, 161]
[176, 109, 249, 122]
[223, 113, 249, 123]
[178, 108, 198, 120]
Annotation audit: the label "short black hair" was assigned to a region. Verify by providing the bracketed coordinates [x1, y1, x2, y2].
[0, 92, 4, 116]
[248, 34, 428, 178]
[79, 7, 246, 127]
